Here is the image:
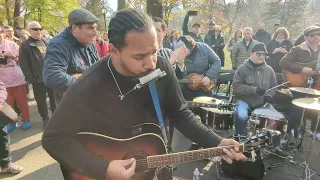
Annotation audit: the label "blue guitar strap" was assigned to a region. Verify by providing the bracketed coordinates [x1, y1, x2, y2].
[148, 81, 168, 145]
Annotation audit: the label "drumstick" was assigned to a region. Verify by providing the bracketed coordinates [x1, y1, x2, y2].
[265, 81, 290, 93]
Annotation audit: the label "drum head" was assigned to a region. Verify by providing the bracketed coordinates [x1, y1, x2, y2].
[252, 105, 285, 120]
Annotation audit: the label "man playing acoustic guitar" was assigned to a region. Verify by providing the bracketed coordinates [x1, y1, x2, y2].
[42, 8, 245, 180]
[280, 26, 320, 137]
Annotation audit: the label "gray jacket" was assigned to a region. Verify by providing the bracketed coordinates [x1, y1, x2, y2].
[231, 39, 259, 68]
[232, 59, 277, 107]
[183, 42, 221, 79]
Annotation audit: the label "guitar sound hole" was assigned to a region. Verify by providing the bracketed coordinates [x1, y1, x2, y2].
[123, 150, 149, 173]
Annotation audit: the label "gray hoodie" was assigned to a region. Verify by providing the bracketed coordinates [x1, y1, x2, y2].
[232, 59, 277, 107]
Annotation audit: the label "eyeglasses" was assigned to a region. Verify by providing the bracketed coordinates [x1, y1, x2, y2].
[309, 33, 320, 38]
[256, 53, 266, 57]
[31, 28, 43, 31]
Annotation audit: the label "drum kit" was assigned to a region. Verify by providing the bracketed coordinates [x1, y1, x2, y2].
[250, 86, 320, 180]
[193, 85, 320, 180]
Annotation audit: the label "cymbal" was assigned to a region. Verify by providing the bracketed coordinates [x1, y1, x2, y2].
[292, 98, 320, 111]
[192, 96, 223, 104]
[192, 96, 233, 114]
[289, 87, 320, 95]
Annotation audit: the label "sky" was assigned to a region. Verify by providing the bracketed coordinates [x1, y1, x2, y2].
[109, 0, 118, 11]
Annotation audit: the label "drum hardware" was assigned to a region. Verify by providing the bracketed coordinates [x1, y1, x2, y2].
[289, 80, 320, 150]
[268, 98, 320, 180]
[265, 81, 290, 94]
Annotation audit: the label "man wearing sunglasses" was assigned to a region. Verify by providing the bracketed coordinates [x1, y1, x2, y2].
[281, 26, 320, 138]
[19, 21, 56, 129]
[233, 43, 277, 136]
[43, 8, 100, 105]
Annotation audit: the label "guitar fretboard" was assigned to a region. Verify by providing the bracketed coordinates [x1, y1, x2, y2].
[147, 145, 243, 168]
[178, 79, 195, 84]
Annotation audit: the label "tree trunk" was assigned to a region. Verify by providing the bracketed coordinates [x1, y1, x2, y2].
[5, 0, 11, 26]
[146, 0, 163, 18]
[13, 0, 21, 27]
[117, 0, 126, 11]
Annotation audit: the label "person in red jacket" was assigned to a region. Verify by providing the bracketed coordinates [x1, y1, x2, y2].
[95, 36, 109, 59]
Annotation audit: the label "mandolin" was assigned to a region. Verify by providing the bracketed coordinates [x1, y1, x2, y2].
[67, 123, 269, 180]
[177, 73, 216, 91]
[282, 60, 320, 89]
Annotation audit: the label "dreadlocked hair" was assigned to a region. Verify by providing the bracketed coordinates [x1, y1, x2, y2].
[108, 8, 154, 50]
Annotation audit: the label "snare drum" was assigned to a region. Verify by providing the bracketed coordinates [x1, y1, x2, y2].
[251, 104, 287, 133]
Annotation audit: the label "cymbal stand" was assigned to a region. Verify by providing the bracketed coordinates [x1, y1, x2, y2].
[268, 111, 319, 180]
[297, 77, 313, 150]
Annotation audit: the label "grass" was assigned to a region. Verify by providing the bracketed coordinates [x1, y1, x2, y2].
[216, 49, 232, 94]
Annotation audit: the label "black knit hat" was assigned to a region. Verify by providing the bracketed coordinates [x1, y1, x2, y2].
[251, 43, 267, 53]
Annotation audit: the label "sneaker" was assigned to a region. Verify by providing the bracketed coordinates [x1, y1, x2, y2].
[21, 121, 31, 130]
[0, 163, 23, 174]
[6, 123, 18, 133]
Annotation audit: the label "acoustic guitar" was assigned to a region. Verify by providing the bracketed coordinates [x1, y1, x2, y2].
[67, 123, 269, 180]
[282, 60, 320, 89]
[177, 73, 216, 91]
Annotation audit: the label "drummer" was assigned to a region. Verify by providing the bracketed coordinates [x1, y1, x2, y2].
[232, 43, 277, 135]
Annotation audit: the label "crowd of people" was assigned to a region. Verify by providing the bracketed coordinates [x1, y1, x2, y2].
[0, 6, 319, 180]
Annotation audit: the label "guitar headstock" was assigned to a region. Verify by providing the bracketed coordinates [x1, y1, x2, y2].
[243, 132, 270, 153]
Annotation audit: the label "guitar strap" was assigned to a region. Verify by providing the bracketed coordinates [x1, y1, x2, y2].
[148, 81, 169, 145]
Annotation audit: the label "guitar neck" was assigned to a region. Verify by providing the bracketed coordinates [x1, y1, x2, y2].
[187, 101, 219, 109]
[147, 145, 243, 168]
[178, 79, 195, 84]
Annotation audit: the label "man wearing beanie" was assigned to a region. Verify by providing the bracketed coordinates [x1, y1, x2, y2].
[232, 43, 277, 136]
[43, 8, 100, 105]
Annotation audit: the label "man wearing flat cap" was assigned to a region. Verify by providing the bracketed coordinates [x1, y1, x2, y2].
[280, 25, 320, 137]
[43, 8, 100, 105]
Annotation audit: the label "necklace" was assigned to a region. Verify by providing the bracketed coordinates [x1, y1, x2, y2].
[107, 56, 137, 100]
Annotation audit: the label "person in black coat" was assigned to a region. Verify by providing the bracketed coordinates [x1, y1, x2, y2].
[266, 27, 293, 83]
[205, 25, 225, 66]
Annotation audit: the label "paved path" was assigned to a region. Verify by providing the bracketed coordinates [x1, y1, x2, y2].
[1, 101, 64, 180]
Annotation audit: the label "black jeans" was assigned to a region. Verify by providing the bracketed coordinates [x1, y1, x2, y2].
[32, 82, 56, 120]
[0, 112, 13, 168]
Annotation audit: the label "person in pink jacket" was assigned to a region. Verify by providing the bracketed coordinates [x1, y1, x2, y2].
[0, 80, 23, 174]
[0, 27, 31, 132]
